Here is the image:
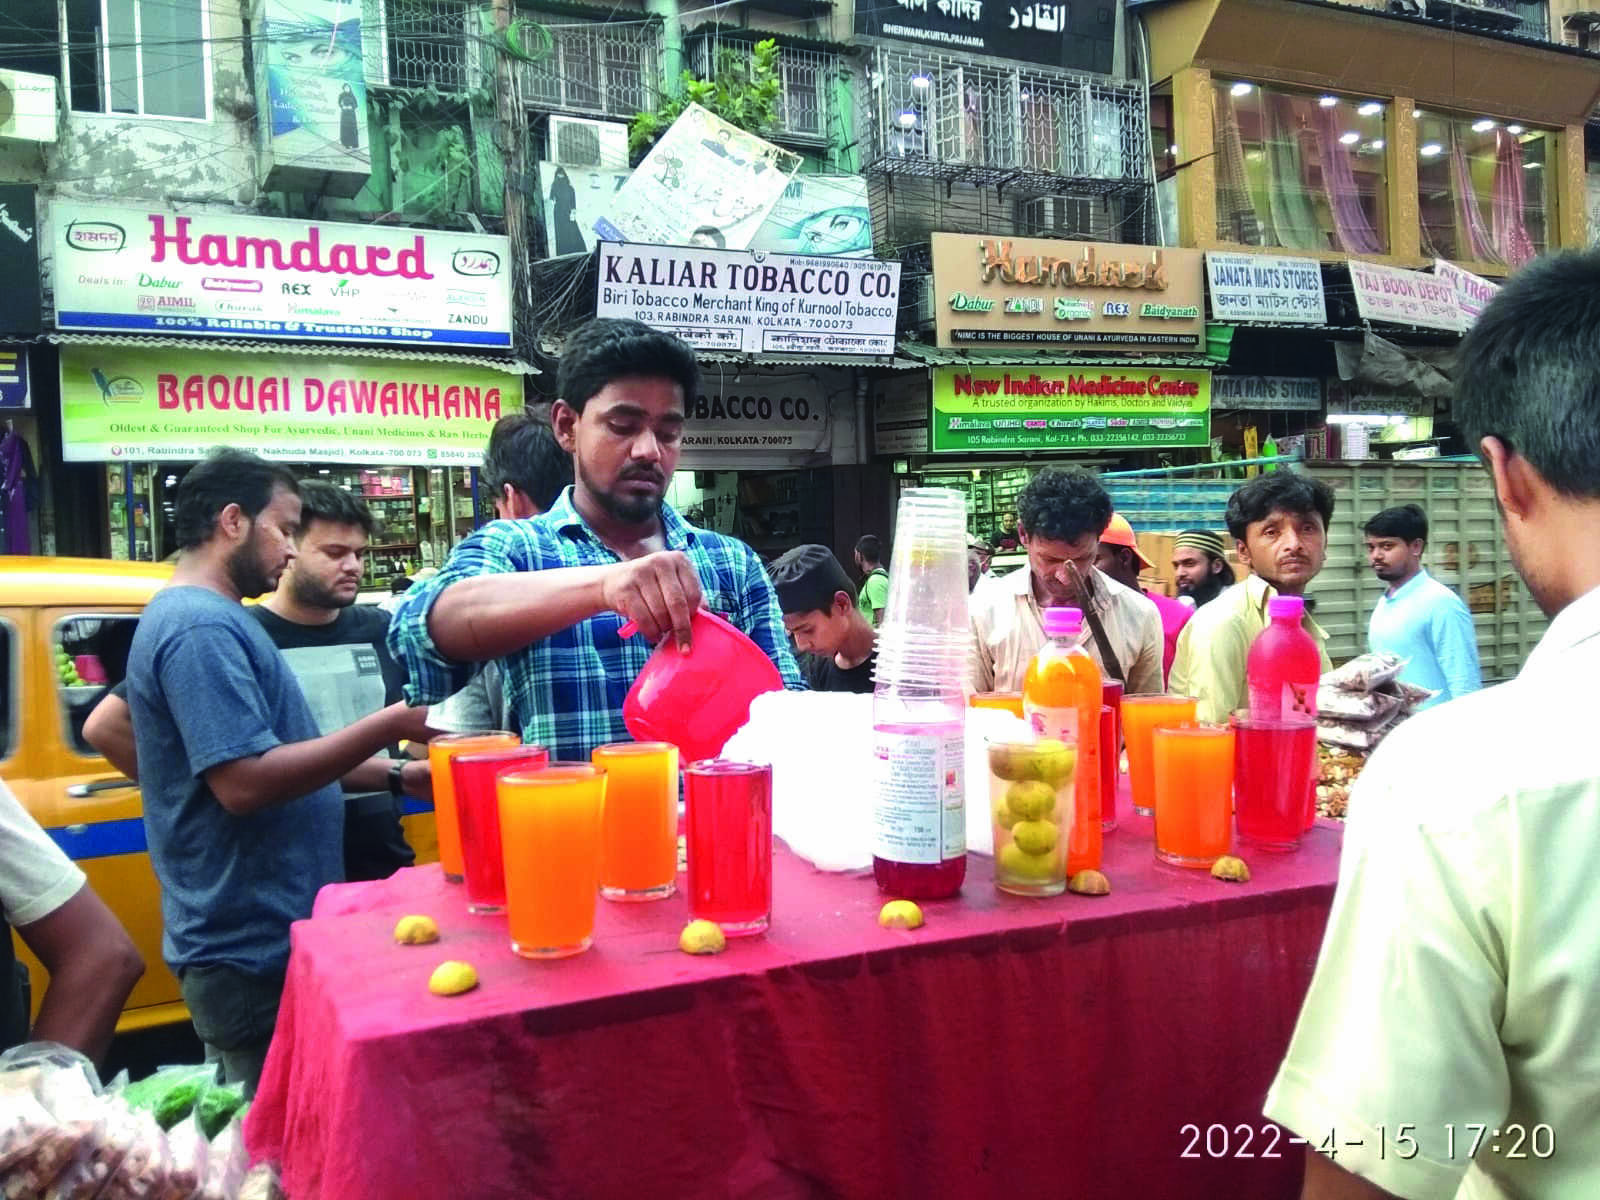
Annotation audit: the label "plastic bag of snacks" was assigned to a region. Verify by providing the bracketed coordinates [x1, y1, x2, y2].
[196, 1120, 251, 1200]
[0, 1043, 105, 1199]
[1316, 686, 1403, 724]
[1322, 652, 1406, 694]
[118, 1064, 246, 1138]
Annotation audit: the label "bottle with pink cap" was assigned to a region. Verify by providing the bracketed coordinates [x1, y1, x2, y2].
[1247, 594, 1321, 721]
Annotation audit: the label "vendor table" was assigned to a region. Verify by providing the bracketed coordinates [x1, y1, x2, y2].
[246, 790, 1343, 1200]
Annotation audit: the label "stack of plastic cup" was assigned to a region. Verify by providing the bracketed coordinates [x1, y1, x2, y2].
[872, 487, 973, 685]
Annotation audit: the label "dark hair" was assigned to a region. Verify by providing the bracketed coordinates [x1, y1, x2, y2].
[1363, 503, 1428, 544]
[1455, 251, 1600, 499]
[482, 409, 573, 513]
[1016, 468, 1113, 545]
[557, 318, 699, 415]
[296, 480, 374, 536]
[769, 544, 856, 616]
[854, 534, 883, 565]
[1225, 471, 1336, 541]
[174, 447, 299, 550]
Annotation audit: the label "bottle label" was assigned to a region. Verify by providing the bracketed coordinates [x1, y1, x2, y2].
[1024, 702, 1079, 746]
[872, 729, 966, 864]
[1284, 681, 1316, 718]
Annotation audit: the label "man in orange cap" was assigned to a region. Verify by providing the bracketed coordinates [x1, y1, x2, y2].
[1095, 513, 1191, 684]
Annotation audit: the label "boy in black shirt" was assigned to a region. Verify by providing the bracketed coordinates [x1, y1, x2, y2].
[770, 544, 878, 694]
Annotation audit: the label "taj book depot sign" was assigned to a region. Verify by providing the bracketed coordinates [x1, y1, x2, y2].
[52, 202, 513, 348]
[930, 233, 1205, 352]
[597, 243, 901, 356]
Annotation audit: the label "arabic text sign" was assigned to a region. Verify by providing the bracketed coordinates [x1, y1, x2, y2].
[596, 243, 901, 356]
[1205, 253, 1327, 324]
[1433, 259, 1500, 327]
[59, 346, 521, 464]
[930, 366, 1212, 453]
[1348, 261, 1462, 333]
[594, 104, 800, 251]
[857, 0, 1113, 74]
[52, 202, 512, 348]
[1212, 376, 1322, 411]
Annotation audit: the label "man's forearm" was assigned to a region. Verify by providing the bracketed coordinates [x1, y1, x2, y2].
[426, 567, 613, 661]
[207, 704, 411, 816]
[343, 756, 394, 794]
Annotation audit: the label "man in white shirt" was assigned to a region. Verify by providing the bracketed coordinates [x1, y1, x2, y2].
[1265, 252, 1600, 1198]
[969, 467, 1164, 696]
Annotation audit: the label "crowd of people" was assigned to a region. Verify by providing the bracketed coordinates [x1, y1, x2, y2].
[3, 250, 1598, 1197]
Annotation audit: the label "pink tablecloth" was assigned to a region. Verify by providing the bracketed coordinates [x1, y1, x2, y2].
[246, 788, 1342, 1200]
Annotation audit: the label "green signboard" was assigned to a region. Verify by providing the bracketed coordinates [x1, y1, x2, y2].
[929, 366, 1211, 453]
[60, 345, 521, 464]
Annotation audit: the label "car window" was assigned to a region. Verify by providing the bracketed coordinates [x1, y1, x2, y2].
[0, 618, 13, 761]
[54, 615, 139, 758]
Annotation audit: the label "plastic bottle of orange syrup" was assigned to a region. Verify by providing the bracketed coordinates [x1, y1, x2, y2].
[1022, 607, 1103, 875]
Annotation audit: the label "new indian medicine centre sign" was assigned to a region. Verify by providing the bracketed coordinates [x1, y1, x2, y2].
[930, 232, 1206, 352]
[930, 366, 1212, 453]
[52, 202, 513, 349]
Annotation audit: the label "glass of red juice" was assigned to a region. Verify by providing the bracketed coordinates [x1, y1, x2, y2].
[451, 745, 550, 913]
[1099, 702, 1119, 833]
[684, 760, 773, 935]
[1232, 715, 1316, 852]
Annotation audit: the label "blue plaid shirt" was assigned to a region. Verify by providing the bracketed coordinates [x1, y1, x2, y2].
[388, 488, 803, 762]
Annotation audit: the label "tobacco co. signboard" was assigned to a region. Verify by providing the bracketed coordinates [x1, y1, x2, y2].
[930, 232, 1206, 352]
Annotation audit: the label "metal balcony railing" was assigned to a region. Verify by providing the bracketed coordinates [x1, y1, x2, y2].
[688, 37, 842, 146]
[514, 17, 661, 118]
[363, 0, 474, 92]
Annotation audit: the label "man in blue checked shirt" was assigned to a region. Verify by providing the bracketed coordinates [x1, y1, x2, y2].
[388, 319, 803, 762]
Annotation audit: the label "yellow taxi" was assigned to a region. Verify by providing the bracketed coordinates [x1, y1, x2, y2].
[2, 557, 438, 1033]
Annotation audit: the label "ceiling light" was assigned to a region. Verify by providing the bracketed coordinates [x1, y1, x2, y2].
[911, 73, 931, 89]
[1318, 95, 1338, 108]
[897, 109, 918, 128]
[1412, 107, 1423, 118]
[1231, 81, 1253, 96]
[1370, 139, 1385, 150]
[1339, 131, 1360, 145]
[1472, 119, 1496, 132]
[1358, 101, 1382, 116]
[1167, 144, 1179, 155]
[1507, 124, 1524, 134]
[1420, 142, 1443, 157]
[1020, 90, 1031, 100]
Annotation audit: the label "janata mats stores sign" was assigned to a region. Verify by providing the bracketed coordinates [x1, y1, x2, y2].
[929, 366, 1211, 453]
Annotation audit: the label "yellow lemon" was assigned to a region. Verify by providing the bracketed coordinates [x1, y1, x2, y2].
[393, 915, 440, 945]
[1211, 855, 1251, 883]
[995, 803, 1021, 831]
[1068, 869, 1111, 896]
[1011, 819, 1059, 856]
[998, 843, 1059, 882]
[1029, 741, 1077, 787]
[679, 919, 727, 955]
[1005, 780, 1054, 821]
[428, 960, 478, 996]
[987, 743, 1035, 782]
[878, 900, 925, 930]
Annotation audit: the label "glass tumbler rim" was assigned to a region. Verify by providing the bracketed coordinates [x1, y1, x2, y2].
[499, 762, 605, 786]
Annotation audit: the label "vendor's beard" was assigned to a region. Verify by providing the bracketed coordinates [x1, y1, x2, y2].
[582, 460, 663, 525]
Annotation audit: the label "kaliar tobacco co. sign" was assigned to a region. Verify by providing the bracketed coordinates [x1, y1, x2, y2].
[930, 233, 1206, 352]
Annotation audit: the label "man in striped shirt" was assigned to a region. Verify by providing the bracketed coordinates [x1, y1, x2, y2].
[388, 320, 802, 761]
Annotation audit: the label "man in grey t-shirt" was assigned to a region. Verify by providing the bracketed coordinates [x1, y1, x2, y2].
[125, 449, 424, 1093]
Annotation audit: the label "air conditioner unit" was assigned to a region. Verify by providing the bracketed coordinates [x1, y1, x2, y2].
[0, 70, 58, 145]
[547, 116, 629, 170]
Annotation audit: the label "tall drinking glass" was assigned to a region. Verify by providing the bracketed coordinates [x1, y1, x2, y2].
[684, 761, 772, 936]
[498, 764, 607, 958]
[1152, 725, 1235, 867]
[427, 731, 518, 882]
[1098, 705, 1118, 832]
[592, 741, 680, 901]
[1121, 696, 1197, 818]
[451, 745, 549, 913]
[1233, 715, 1317, 852]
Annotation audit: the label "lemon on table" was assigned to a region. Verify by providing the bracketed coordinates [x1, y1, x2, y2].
[679, 919, 727, 955]
[1011, 819, 1059, 857]
[878, 900, 925, 930]
[393, 915, 440, 945]
[428, 961, 478, 996]
[1005, 780, 1054, 821]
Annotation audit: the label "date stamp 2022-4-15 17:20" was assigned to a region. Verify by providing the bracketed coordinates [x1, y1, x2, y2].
[1179, 1122, 1557, 1163]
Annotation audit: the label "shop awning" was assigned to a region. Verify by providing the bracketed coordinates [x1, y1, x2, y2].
[40, 332, 533, 375]
[895, 342, 1222, 369]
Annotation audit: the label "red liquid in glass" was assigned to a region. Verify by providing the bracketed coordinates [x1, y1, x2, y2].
[452, 745, 549, 911]
[1234, 722, 1316, 851]
[685, 762, 773, 933]
[1099, 704, 1119, 832]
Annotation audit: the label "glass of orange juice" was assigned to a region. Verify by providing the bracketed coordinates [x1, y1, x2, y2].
[592, 742, 679, 901]
[1152, 724, 1235, 867]
[969, 692, 1026, 719]
[1121, 695, 1197, 818]
[427, 731, 518, 882]
[498, 763, 607, 958]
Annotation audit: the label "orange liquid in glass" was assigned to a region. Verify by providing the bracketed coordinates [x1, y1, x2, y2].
[1122, 697, 1198, 818]
[498, 764, 607, 958]
[427, 732, 518, 880]
[1023, 647, 1102, 875]
[1153, 725, 1235, 867]
[592, 742, 679, 900]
